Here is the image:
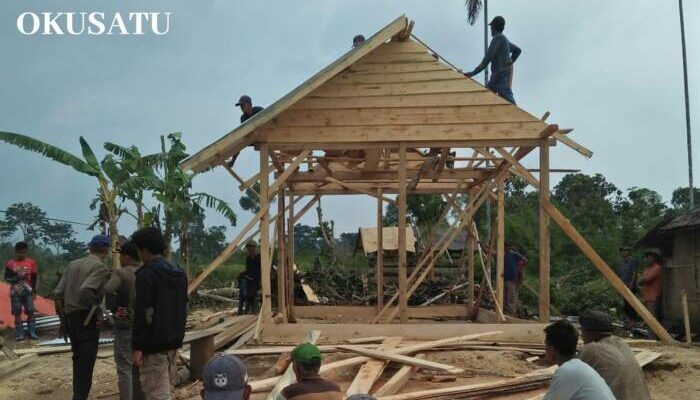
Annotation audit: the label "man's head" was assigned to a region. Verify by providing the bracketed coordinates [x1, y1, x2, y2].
[131, 227, 167, 263]
[579, 309, 613, 344]
[291, 343, 322, 380]
[644, 250, 662, 264]
[236, 95, 253, 115]
[88, 235, 111, 259]
[14, 241, 28, 261]
[119, 241, 141, 267]
[489, 15, 506, 35]
[544, 320, 578, 366]
[352, 34, 365, 47]
[202, 354, 251, 400]
[245, 241, 258, 257]
[619, 246, 632, 258]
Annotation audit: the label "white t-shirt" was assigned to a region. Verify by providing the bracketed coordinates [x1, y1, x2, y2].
[543, 358, 617, 400]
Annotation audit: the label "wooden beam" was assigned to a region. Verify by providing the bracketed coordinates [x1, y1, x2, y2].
[471, 222, 506, 323]
[542, 201, 673, 342]
[223, 163, 259, 198]
[373, 354, 424, 397]
[270, 138, 553, 151]
[345, 337, 402, 396]
[325, 177, 397, 203]
[239, 170, 263, 191]
[538, 142, 551, 322]
[336, 345, 464, 374]
[287, 190, 296, 322]
[552, 129, 593, 158]
[287, 169, 487, 183]
[682, 289, 692, 344]
[398, 144, 408, 323]
[259, 145, 272, 324]
[377, 189, 385, 311]
[496, 178, 505, 315]
[277, 188, 287, 319]
[292, 195, 320, 224]
[268, 150, 312, 194]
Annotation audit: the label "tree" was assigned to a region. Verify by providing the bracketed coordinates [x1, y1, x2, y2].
[2, 202, 47, 243]
[671, 186, 700, 212]
[617, 187, 667, 246]
[465, 0, 483, 25]
[294, 224, 323, 251]
[187, 213, 227, 263]
[239, 182, 262, 213]
[41, 221, 75, 255]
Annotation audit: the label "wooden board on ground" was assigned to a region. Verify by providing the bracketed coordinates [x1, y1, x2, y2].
[336, 345, 464, 374]
[0, 354, 37, 381]
[346, 337, 402, 396]
[374, 354, 425, 397]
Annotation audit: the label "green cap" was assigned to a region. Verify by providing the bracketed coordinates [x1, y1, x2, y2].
[291, 343, 322, 364]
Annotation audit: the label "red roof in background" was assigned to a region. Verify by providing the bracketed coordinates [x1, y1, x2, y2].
[0, 282, 56, 328]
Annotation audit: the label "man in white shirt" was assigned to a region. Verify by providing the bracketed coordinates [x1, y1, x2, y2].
[542, 320, 616, 400]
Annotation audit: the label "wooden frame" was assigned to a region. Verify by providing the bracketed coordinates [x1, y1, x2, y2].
[180, 15, 674, 343]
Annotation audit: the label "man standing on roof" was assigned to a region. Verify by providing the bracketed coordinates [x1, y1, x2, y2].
[464, 16, 521, 104]
[236, 95, 264, 124]
[5, 241, 39, 341]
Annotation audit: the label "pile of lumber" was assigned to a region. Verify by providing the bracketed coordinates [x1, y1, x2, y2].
[235, 332, 662, 399]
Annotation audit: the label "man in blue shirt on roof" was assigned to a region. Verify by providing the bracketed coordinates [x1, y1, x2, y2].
[464, 16, 521, 104]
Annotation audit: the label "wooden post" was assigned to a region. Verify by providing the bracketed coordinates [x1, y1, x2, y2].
[496, 179, 505, 315]
[276, 188, 287, 320]
[467, 190, 476, 314]
[189, 335, 215, 380]
[287, 190, 296, 322]
[398, 144, 408, 324]
[682, 289, 692, 344]
[539, 142, 551, 322]
[259, 145, 272, 323]
[377, 189, 385, 311]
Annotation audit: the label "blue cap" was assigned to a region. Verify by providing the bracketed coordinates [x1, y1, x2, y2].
[203, 354, 248, 400]
[88, 235, 111, 248]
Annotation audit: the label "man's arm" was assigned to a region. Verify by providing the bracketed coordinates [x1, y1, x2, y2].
[103, 271, 122, 311]
[53, 268, 67, 315]
[78, 262, 110, 309]
[466, 36, 503, 77]
[4, 262, 19, 284]
[509, 42, 522, 63]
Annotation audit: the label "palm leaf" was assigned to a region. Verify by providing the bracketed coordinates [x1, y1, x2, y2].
[79, 136, 102, 172]
[104, 142, 138, 159]
[192, 192, 237, 226]
[0, 131, 99, 176]
[465, 0, 482, 25]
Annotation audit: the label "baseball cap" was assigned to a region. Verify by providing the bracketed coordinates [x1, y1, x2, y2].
[579, 310, 613, 333]
[489, 16, 505, 30]
[291, 343, 322, 364]
[88, 234, 111, 248]
[235, 95, 252, 106]
[347, 395, 377, 400]
[202, 354, 249, 400]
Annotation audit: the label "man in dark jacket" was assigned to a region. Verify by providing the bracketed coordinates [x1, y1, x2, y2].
[131, 227, 188, 400]
[238, 241, 261, 314]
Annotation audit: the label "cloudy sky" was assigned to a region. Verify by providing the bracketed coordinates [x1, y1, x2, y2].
[1, 0, 698, 242]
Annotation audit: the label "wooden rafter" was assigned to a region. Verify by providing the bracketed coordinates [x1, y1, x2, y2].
[324, 177, 397, 203]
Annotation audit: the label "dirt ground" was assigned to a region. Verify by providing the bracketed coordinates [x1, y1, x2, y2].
[2, 334, 699, 400]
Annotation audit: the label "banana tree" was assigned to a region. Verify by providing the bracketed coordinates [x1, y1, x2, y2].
[0, 132, 123, 267]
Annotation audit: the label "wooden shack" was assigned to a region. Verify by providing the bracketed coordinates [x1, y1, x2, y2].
[180, 15, 673, 342]
[641, 208, 700, 332]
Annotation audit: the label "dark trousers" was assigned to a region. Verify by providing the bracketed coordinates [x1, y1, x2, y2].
[65, 310, 100, 400]
[237, 277, 260, 314]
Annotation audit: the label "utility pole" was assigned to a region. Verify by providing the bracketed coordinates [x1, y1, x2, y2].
[679, 0, 694, 208]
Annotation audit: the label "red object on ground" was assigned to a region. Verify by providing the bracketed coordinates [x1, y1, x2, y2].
[0, 282, 56, 328]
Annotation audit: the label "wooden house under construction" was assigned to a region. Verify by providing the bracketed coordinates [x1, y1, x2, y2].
[181, 15, 673, 342]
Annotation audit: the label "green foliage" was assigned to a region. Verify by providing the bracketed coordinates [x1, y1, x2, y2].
[2, 202, 47, 243]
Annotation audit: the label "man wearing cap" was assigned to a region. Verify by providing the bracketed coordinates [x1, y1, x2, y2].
[618, 246, 640, 321]
[352, 34, 365, 47]
[131, 227, 188, 400]
[236, 95, 264, 124]
[282, 343, 342, 400]
[201, 354, 252, 400]
[578, 309, 651, 400]
[464, 16, 521, 104]
[54, 234, 112, 400]
[104, 240, 145, 400]
[238, 241, 261, 315]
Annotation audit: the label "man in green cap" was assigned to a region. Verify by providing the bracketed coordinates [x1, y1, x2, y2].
[281, 343, 342, 400]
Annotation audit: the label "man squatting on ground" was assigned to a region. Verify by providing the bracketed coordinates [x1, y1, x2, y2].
[5, 241, 39, 340]
[104, 240, 146, 400]
[54, 234, 112, 400]
[464, 15, 521, 104]
[578, 309, 651, 400]
[131, 227, 188, 400]
[542, 320, 615, 400]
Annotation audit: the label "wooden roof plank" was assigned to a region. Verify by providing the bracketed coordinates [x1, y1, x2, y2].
[289, 91, 508, 110]
[310, 79, 483, 97]
[180, 15, 409, 172]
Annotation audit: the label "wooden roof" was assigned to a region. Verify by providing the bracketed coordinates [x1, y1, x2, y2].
[181, 15, 552, 173]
